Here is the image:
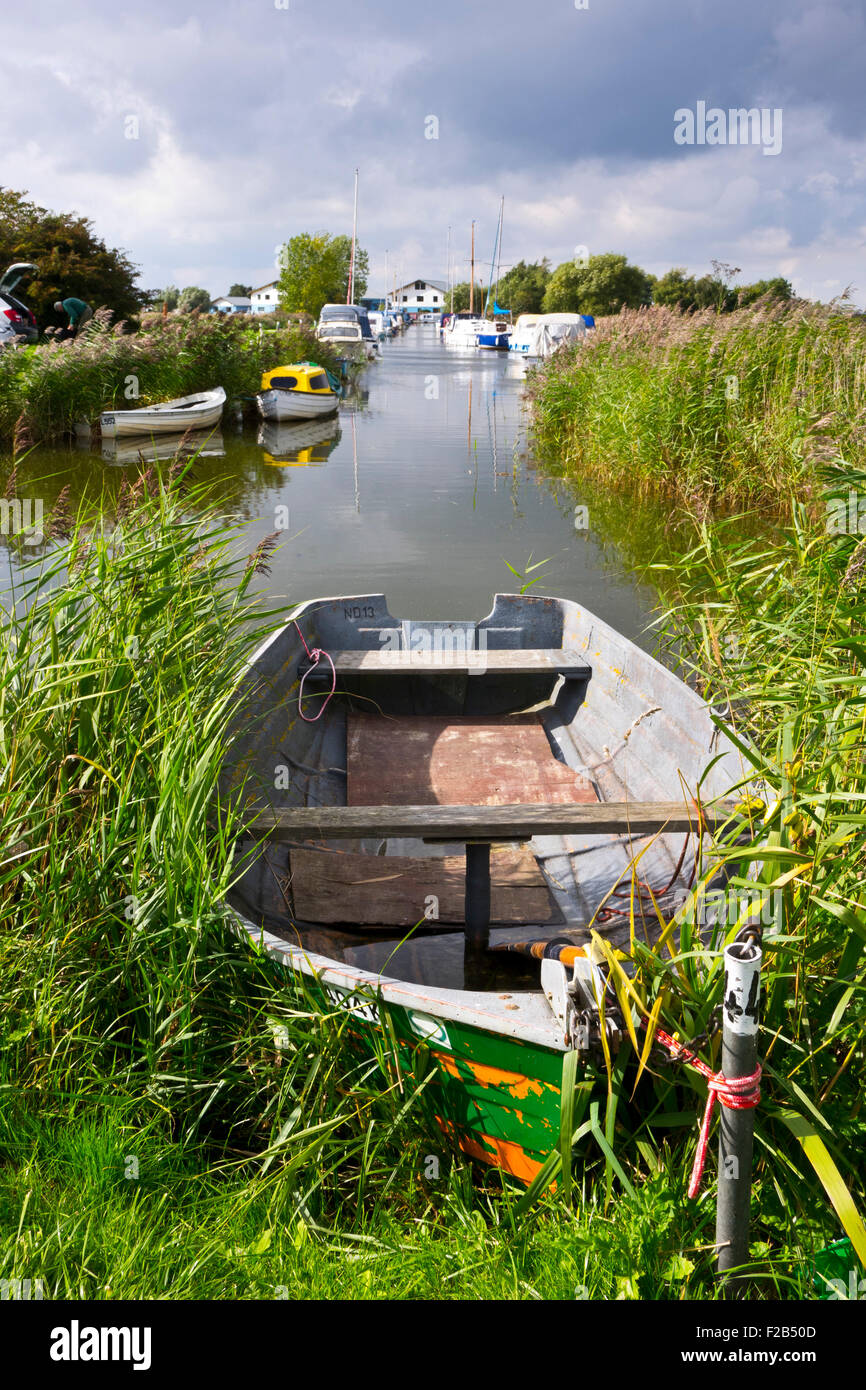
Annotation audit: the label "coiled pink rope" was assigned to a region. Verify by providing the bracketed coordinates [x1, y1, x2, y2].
[295, 621, 336, 722]
[647, 1023, 761, 1198]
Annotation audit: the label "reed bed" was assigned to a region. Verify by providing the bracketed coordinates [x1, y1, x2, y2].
[0, 312, 339, 448]
[632, 462, 866, 1278]
[526, 300, 866, 507]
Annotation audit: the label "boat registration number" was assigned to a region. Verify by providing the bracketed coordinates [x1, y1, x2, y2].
[344, 605, 376, 620]
[324, 983, 380, 1024]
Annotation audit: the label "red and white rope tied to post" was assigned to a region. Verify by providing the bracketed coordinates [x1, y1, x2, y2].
[649, 1023, 761, 1198]
[294, 621, 336, 723]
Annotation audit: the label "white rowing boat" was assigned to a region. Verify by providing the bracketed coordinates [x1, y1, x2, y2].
[99, 387, 226, 439]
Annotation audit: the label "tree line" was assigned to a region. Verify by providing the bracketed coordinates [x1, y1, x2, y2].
[0, 185, 796, 329]
[447, 255, 793, 317]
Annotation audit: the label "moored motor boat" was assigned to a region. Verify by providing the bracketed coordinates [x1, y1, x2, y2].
[256, 362, 340, 422]
[444, 312, 485, 348]
[509, 313, 543, 354]
[220, 591, 747, 1184]
[99, 387, 226, 439]
[476, 318, 511, 350]
[525, 313, 587, 359]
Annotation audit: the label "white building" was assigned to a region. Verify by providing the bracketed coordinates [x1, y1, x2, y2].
[390, 279, 447, 315]
[251, 281, 279, 314]
[210, 296, 251, 314]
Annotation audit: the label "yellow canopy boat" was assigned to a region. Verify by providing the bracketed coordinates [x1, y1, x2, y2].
[256, 362, 339, 422]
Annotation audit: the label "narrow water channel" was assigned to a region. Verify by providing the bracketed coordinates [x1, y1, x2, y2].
[3, 321, 670, 643]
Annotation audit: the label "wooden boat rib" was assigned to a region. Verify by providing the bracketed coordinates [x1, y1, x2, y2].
[220, 592, 749, 1182]
[100, 387, 225, 439]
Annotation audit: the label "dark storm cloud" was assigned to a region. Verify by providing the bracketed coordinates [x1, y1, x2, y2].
[1, 0, 863, 302]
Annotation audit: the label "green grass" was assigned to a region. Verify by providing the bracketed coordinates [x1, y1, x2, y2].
[2, 1103, 821, 1300]
[0, 311, 340, 447]
[1, 459, 862, 1299]
[526, 299, 866, 507]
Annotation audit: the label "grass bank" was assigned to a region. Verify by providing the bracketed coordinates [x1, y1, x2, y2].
[0, 465, 861, 1298]
[526, 300, 866, 507]
[0, 311, 340, 448]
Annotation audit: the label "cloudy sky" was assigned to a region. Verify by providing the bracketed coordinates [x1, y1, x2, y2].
[2, 0, 864, 304]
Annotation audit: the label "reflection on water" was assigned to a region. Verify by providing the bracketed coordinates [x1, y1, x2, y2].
[3, 320, 674, 641]
[96, 429, 226, 466]
[258, 417, 342, 467]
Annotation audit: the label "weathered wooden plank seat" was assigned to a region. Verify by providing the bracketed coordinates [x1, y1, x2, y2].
[246, 800, 734, 947]
[299, 648, 593, 679]
[246, 801, 729, 840]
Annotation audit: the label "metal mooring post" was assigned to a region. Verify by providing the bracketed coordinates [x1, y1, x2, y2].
[716, 936, 762, 1274]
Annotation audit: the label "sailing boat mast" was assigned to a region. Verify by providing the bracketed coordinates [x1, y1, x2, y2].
[469, 222, 475, 315]
[496, 195, 504, 310]
[485, 196, 504, 315]
[347, 167, 359, 304]
[446, 225, 451, 316]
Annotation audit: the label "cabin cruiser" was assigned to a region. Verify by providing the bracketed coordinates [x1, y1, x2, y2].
[476, 318, 511, 350]
[509, 314, 543, 354]
[257, 362, 340, 421]
[522, 313, 587, 359]
[443, 311, 485, 348]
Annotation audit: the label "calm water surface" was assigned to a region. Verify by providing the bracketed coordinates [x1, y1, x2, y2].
[4, 321, 675, 642]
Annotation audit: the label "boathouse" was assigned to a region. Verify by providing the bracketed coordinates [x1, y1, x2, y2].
[391, 280, 447, 315]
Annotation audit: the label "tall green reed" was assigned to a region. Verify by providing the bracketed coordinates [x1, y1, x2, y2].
[629, 462, 866, 1267]
[526, 299, 866, 506]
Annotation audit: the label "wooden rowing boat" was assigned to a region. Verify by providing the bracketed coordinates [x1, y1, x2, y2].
[220, 592, 748, 1183]
[99, 387, 225, 439]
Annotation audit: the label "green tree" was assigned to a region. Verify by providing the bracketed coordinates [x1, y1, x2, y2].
[228, 283, 252, 297]
[649, 268, 729, 311]
[178, 286, 212, 313]
[542, 253, 652, 317]
[493, 259, 551, 315]
[147, 285, 179, 311]
[650, 268, 701, 310]
[736, 277, 793, 307]
[0, 186, 143, 324]
[277, 233, 369, 316]
[445, 280, 486, 313]
[650, 265, 792, 313]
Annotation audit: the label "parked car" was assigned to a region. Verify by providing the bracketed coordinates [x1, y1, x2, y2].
[0, 263, 39, 347]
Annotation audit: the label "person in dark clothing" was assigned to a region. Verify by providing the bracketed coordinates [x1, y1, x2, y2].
[54, 298, 93, 338]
